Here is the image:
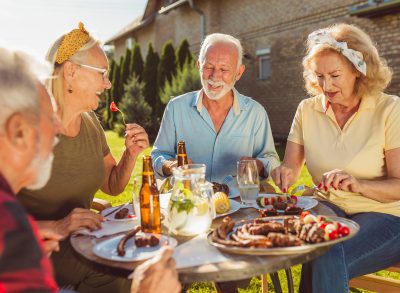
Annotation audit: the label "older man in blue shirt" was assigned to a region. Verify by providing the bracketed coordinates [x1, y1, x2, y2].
[151, 33, 279, 182]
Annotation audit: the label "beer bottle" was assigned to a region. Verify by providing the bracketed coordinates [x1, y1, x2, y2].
[177, 140, 188, 167]
[139, 156, 161, 234]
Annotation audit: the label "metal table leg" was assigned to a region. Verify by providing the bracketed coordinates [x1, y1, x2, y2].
[269, 268, 294, 293]
[270, 272, 282, 293]
[285, 268, 294, 293]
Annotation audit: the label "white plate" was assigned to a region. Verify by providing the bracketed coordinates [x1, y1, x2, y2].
[256, 194, 318, 211]
[93, 232, 178, 262]
[101, 204, 137, 222]
[215, 199, 241, 218]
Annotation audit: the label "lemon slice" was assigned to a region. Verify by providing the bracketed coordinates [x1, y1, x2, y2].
[195, 200, 209, 216]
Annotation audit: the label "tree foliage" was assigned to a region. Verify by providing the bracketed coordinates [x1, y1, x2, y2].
[158, 41, 177, 91]
[143, 43, 160, 115]
[176, 39, 192, 70]
[130, 43, 144, 82]
[160, 59, 201, 105]
[121, 48, 132, 85]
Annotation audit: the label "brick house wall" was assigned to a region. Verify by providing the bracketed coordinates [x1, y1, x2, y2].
[108, 0, 400, 140]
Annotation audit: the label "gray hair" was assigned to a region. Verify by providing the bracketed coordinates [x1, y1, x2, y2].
[0, 48, 52, 131]
[198, 33, 243, 70]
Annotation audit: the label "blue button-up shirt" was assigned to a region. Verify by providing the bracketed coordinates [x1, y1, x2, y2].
[151, 89, 280, 182]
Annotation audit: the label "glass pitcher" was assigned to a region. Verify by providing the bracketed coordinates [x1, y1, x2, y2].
[167, 164, 215, 236]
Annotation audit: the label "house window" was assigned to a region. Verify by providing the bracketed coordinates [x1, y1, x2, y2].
[256, 48, 271, 80]
[125, 37, 133, 49]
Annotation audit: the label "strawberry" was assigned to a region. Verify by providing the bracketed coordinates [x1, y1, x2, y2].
[290, 195, 298, 204]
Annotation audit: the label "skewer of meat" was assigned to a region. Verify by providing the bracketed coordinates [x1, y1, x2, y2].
[117, 226, 141, 256]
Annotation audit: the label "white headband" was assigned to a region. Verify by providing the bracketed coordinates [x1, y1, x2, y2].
[308, 29, 367, 76]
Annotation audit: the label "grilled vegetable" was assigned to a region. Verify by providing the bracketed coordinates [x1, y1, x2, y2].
[213, 192, 230, 214]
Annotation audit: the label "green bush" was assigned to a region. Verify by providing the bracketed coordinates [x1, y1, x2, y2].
[143, 43, 160, 115]
[115, 76, 159, 142]
[160, 59, 201, 105]
[176, 39, 192, 70]
[131, 43, 144, 82]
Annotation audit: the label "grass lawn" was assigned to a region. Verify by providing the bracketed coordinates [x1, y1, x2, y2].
[96, 131, 397, 293]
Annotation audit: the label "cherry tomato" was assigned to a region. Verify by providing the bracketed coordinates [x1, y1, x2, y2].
[290, 195, 298, 204]
[339, 226, 350, 237]
[328, 229, 338, 240]
[319, 222, 328, 229]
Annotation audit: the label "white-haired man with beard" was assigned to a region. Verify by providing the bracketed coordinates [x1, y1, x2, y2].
[0, 48, 62, 292]
[0, 48, 181, 293]
[152, 33, 280, 183]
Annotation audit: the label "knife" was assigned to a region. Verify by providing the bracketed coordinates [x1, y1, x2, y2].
[103, 203, 129, 217]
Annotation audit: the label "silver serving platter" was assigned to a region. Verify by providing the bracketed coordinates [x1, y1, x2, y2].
[207, 216, 359, 255]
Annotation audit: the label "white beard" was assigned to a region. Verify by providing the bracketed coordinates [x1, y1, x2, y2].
[27, 137, 58, 190]
[201, 78, 235, 101]
[26, 152, 55, 190]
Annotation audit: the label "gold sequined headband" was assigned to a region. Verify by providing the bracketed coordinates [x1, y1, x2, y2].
[55, 22, 90, 64]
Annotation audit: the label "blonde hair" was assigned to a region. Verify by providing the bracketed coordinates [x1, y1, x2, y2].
[303, 23, 392, 98]
[46, 34, 99, 117]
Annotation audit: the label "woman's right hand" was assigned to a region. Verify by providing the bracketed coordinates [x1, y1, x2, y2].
[270, 165, 297, 193]
[54, 208, 105, 238]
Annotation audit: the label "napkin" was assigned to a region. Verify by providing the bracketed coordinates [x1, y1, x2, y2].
[74, 219, 138, 238]
[173, 234, 229, 269]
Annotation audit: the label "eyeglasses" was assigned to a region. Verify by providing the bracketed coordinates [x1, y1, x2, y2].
[76, 63, 109, 81]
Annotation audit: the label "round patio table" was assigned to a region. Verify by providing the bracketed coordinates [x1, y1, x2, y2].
[71, 199, 336, 289]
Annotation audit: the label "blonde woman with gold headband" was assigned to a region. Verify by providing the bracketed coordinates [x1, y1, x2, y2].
[15, 23, 160, 292]
[271, 24, 400, 292]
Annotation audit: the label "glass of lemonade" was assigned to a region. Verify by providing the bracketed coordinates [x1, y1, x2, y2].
[237, 159, 260, 206]
[167, 164, 215, 236]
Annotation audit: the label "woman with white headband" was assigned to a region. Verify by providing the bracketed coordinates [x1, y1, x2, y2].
[271, 23, 400, 292]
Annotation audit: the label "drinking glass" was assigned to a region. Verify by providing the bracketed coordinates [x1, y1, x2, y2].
[132, 175, 142, 222]
[237, 160, 260, 206]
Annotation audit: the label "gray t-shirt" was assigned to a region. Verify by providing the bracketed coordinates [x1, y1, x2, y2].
[18, 112, 110, 221]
